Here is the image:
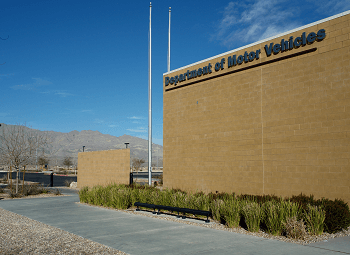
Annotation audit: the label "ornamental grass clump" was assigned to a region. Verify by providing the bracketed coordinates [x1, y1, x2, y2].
[91, 185, 110, 206]
[263, 200, 301, 236]
[156, 188, 174, 206]
[110, 187, 131, 209]
[136, 186, 154, 204]
[221, 195, 241, 228]
[188, 192, 210, 211]
[263, 201, 286, 235]
[210, 199, 224, 222]
[171, 191, 188, 208]
[303, 204, 326, 235]
[242, 201, 262, 232]
[79, 186, 89, 203]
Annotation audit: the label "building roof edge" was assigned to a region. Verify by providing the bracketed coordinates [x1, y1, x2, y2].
[163, 9, 350, 76]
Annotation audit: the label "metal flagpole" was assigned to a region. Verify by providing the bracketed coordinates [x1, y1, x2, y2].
[148, 2, 152, 186]
[168, 7, 171, 72]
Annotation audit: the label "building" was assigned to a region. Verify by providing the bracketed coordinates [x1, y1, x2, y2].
[163, 11, 350, 204]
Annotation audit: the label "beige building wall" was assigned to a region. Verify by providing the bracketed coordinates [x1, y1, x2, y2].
[163, 11, 350, 204]
[78, 149, 130, 188]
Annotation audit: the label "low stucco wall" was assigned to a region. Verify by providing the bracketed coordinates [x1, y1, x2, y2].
[77, 149, 130, 188]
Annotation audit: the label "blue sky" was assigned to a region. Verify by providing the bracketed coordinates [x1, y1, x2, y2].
[1, 0, 349, 145]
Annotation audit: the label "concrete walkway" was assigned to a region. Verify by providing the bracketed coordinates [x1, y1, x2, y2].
[0, 188, 349, 255]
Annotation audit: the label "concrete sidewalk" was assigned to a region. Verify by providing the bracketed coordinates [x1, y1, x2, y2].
[0, 189, 349, 255]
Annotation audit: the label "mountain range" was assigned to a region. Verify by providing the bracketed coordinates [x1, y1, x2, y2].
[0, 123, 163, 167]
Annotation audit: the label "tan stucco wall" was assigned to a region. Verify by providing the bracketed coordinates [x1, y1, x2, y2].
[163, 12, 350, 204]
[77, 149, 130, 188]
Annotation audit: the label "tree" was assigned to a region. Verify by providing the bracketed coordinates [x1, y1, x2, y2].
[0, 123, 48, 193]
[62, 156, 73, 170]
[132, 158, 145, 173]
[38, 156, 49, 168]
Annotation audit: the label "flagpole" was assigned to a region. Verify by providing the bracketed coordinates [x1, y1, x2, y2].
[168, 7, 171, 72]
[148, 2, 152, 186]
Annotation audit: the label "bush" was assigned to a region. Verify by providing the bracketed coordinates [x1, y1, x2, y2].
[64, 180, 72, 187]
[54, 189, 61, 195]
[22, 184, 44, 196]
[6, 183, 52, 197]
[284, 216, 307, 239]
[322, 199, 350, 234]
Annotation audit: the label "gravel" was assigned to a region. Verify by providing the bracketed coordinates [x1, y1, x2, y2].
[0, 208, 128, 255]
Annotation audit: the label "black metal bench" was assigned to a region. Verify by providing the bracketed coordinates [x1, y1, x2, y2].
[134, 202, 211, 223]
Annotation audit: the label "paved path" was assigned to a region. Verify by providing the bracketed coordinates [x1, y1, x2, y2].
[0, 189, 349, 255]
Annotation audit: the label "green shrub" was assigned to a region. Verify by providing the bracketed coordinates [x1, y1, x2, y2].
[322, 199, 350, 233]
[242, 201, 262, 232]
[289, 193, 317, 209]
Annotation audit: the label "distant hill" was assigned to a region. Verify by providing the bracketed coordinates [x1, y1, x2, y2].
[0, 124, 163, 167]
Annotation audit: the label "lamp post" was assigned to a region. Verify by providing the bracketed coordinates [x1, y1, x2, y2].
[0, 124, 3, 180]
[36, 143, 38, 171]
